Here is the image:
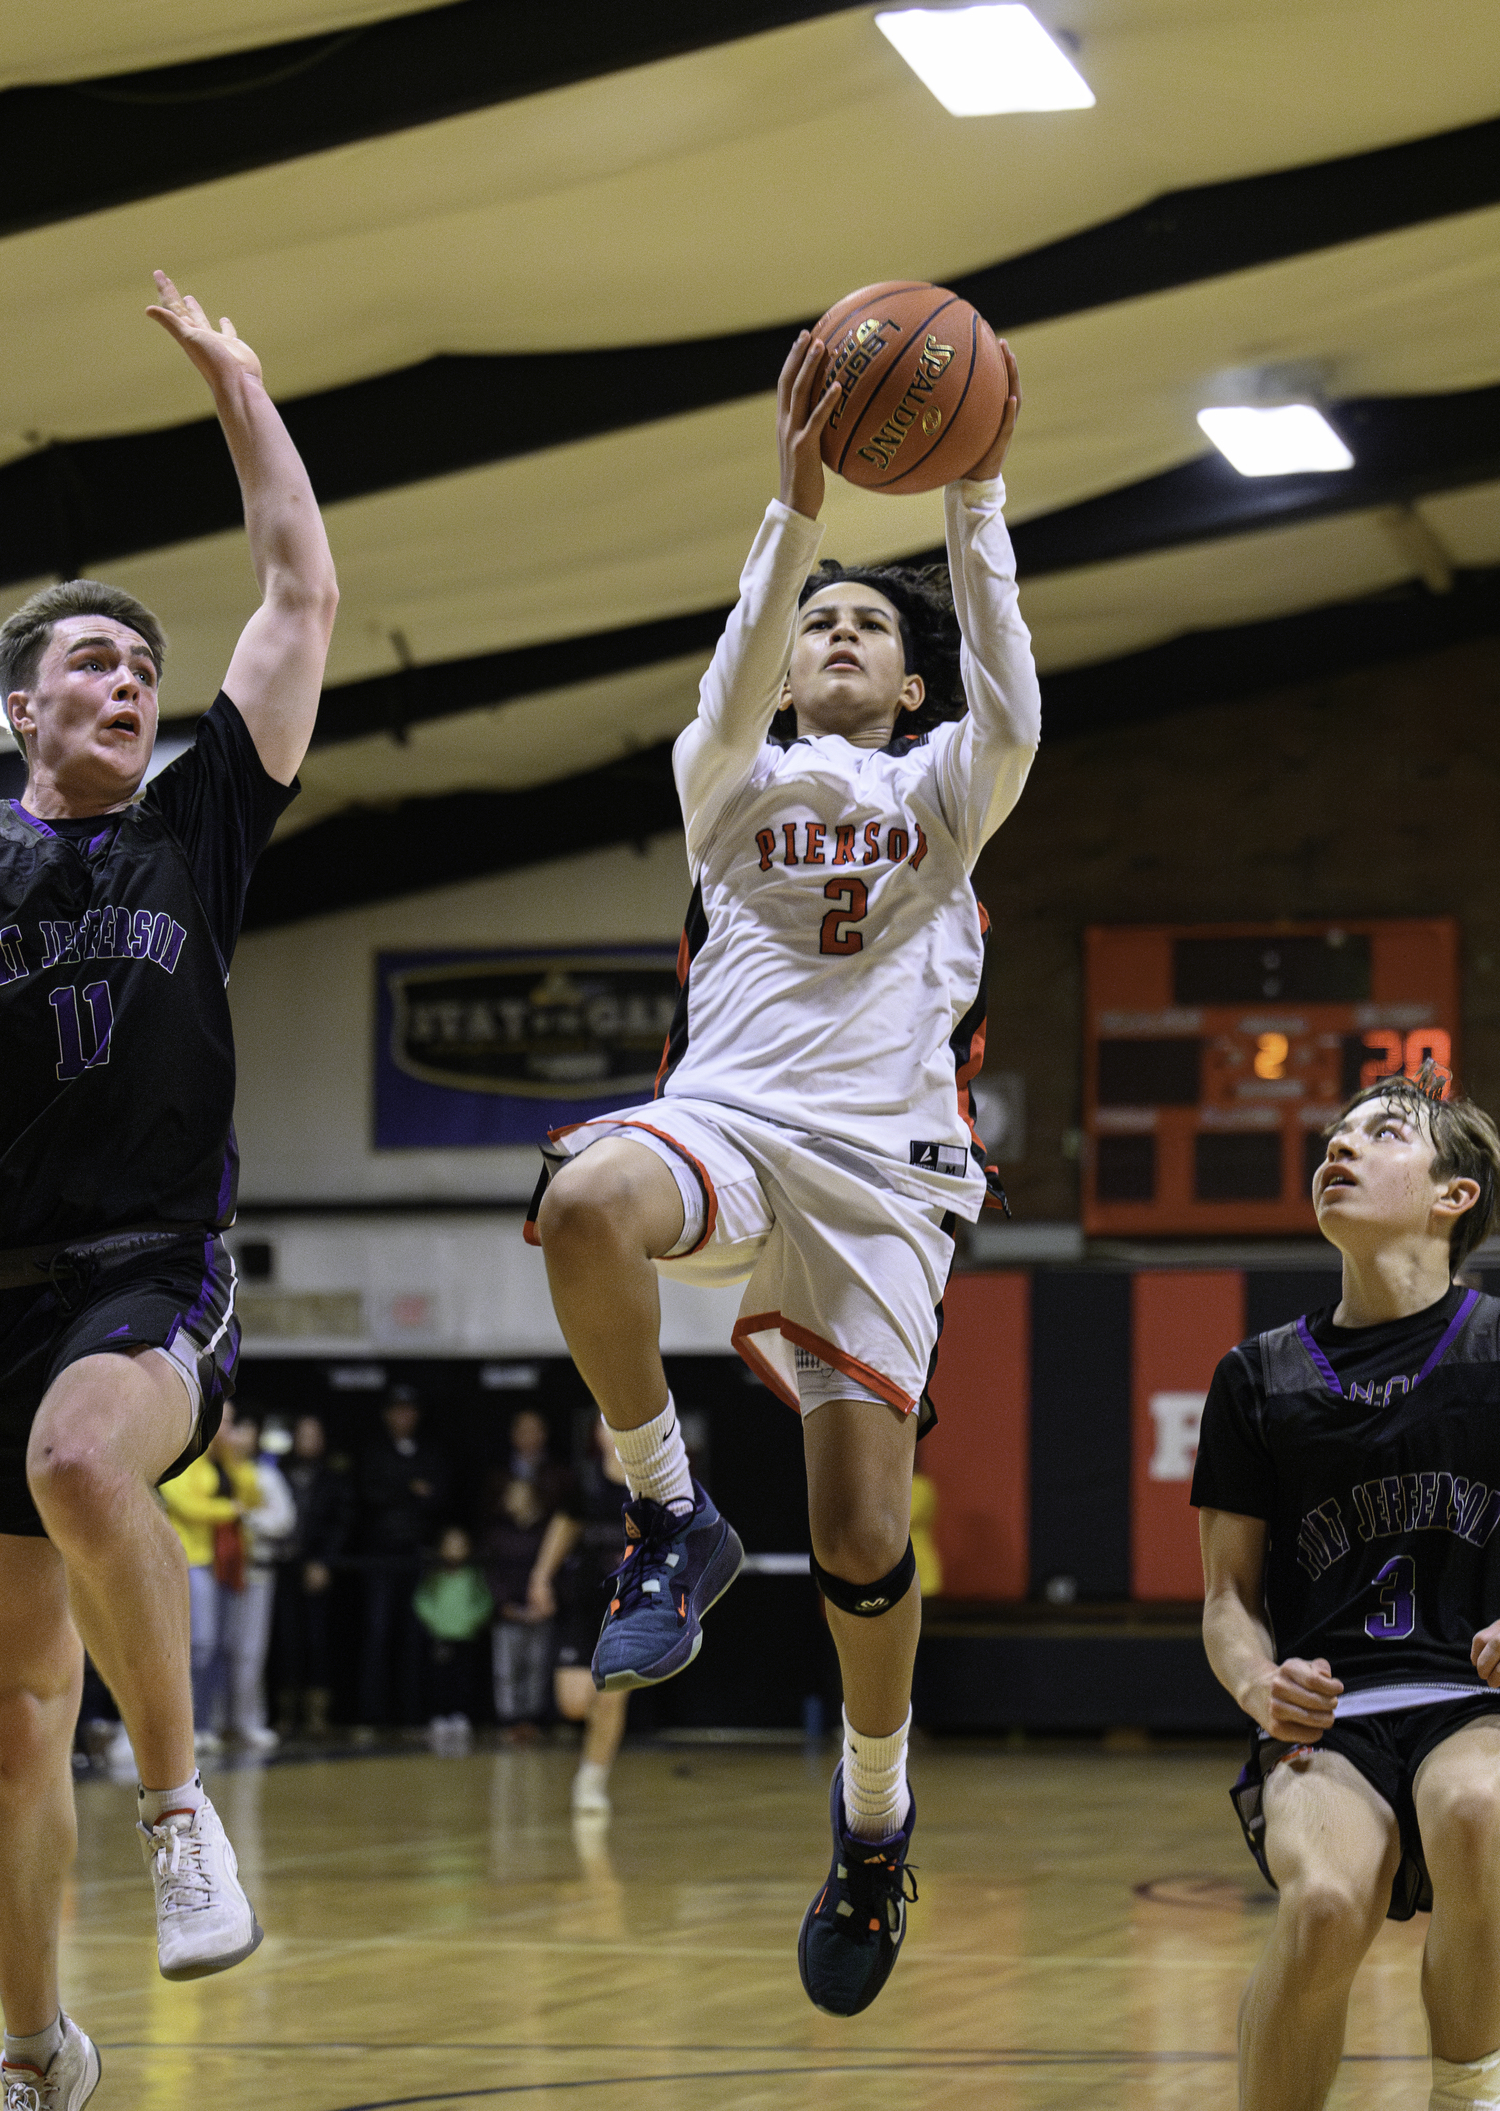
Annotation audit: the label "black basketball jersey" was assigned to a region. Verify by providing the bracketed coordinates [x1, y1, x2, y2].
[0, 694, 294, 1246]
[1193, 1285, 1500, 1698]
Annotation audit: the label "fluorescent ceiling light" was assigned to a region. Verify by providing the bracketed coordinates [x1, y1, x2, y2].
[876, 5, 1095, 115]
[1196, 405, 1354, 477]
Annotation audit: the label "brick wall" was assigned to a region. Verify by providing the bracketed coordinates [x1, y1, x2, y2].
[973, 634, 1500, 1221]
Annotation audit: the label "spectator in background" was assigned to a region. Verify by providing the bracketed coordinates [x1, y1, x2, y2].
[413, 1526, 493, 1749]
[479, 1469, 554, 1734]
[219, 1410, 296, 1750]
[275, 1413, 355, 1736]
[160, 1402, 259, 1753]
[356, 1384, 449, 1731]
[529, 1416, 631, 1814]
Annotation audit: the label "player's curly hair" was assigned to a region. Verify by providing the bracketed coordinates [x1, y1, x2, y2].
[0, 580, 166, 742]
[770, 560, 963, 748]
[1325, 1061, 1500, 1272]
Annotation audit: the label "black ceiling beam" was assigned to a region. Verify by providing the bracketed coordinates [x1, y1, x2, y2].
[1041, 563, 1500, 740]
[240, 738, 684, 929]
[138, 380, 1500, 749]
[0, 0, 859, 241]
[306, 604, 736, 748]
[5, 107, 1500, 587]
[235, 562, 1500, 930]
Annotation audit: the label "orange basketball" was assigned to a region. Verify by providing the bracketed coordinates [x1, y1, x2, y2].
[812, 281, 1006, 495]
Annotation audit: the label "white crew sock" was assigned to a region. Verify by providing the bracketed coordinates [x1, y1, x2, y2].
[4, 2015, 63, 2072]
[841, 1706, 912, 1841]
[609, 1396, 694, 1517]
[138, 1771, 206, 1827]
[1432, 2049, 1500, 2108]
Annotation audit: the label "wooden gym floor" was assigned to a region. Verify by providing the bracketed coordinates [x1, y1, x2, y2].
[61, 1736, 1434, 2109]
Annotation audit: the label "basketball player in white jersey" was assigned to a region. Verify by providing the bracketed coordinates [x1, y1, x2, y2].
[529, 326, 1040, 2014]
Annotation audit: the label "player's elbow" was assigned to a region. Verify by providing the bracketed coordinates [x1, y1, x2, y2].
[266, 560, 339, 630]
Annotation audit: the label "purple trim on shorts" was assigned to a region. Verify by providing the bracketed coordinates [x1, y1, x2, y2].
[1297, 1288, 1480, 1400]
[162, 1316, 181, 1352]
[104, 1323, 131, 1339]
[182, 1236, 217, 1334]
[1295, 1316, 1343, 1397]
[8, 800, 55, 838]
[216, 1145, 235, 1222]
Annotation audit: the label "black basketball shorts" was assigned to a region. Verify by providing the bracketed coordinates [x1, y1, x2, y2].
[0, 1228, 239, 1538]
[1233, 1691, 1500, 1920]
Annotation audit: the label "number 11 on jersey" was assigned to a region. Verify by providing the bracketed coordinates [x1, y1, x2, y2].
[50, 981, 114, 1080]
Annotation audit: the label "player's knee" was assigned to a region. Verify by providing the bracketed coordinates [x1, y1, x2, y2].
[1422, 1772, 1500, 1872]
[810, 1492, 911, 1587]
[0, 1633, 84, 1794]
[25, 1426, 124, 1543]
[1278, 1869, 1385, 1981]
[536, 1158, 645, 1260]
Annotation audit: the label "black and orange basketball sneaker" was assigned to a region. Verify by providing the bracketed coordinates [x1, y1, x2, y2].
[797, 1763, 917, 2015]
[590, 1481, 743, 1690]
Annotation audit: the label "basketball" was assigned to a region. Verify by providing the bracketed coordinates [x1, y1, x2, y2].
[812, 281, 1007, 494]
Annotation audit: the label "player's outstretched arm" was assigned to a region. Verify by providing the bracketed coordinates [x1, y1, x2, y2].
[1201, 1507, 1343, 1739]
[147, 271, 338, 787]
[937, 337, 1041, 865]
[674, 332, 836, 864]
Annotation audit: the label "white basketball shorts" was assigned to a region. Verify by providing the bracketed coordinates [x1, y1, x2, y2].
[538, 1096, 957, 1418]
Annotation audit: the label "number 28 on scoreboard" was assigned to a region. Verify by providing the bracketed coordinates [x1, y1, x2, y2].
[1083, 920, 1460, 1235]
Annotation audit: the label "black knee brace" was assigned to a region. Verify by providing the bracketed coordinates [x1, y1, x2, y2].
[811, 1538, 917, 1617]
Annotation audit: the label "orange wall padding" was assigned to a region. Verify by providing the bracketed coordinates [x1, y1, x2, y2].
[923, 1271, 1030, 1599]
[1131, 1270, 1246, 1599]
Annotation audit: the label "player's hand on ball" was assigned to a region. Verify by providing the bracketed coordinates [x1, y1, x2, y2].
[1257, 1655, 1342, 1741]
[147, 271, 263, 388]
[778, 331, 840, 521]
[965, 338, 1022, 483]
[1471, 1623, 1500, 1686]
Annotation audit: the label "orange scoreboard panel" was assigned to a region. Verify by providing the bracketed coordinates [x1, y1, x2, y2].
[1083, 920, 1460, 1236]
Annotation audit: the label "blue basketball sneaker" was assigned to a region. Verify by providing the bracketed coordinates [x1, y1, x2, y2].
[590, 1481, 743, 1691]
[797, 1763, 917, 2016]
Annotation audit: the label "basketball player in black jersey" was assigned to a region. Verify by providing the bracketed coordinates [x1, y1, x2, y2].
[0, 274, 337, 2106]
[1194, 1067, 1500, 2111]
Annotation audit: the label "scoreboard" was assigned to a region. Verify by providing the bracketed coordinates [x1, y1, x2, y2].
[1083, 920, 1459, 1236]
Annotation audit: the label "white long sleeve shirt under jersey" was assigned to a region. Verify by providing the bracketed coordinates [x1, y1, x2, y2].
[659, 474, 1041, 1217]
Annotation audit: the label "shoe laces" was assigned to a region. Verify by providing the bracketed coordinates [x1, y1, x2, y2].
[139, 1813, 213, 1916]
[4, 2063, 54, 2111]
[835, 1838, 919, 1935]
[604, 1500, 690, 1623]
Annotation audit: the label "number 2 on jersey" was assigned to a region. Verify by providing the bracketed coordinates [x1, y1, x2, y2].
[50, 981, 114, 1080]
[1364, 1554, 1415, 1642]
[820, 877, 868, 956]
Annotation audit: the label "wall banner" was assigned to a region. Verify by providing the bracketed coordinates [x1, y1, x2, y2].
[374, 947, 680, 1149]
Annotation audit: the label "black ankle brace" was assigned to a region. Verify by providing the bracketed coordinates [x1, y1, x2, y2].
[811, 1538, 916, 1617]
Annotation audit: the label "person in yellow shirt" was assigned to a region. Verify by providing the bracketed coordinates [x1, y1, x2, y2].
[160, 1405, 260, 1753]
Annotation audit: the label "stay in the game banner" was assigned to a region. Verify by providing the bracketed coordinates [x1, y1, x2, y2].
[374, 946, 680, 1148]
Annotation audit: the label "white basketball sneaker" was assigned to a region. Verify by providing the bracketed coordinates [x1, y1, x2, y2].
[137, 1794, 264, 1980]
[2, 2014, 101, 2110]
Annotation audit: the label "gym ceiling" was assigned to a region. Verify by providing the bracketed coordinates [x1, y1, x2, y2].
[2, 0, 1496, 924]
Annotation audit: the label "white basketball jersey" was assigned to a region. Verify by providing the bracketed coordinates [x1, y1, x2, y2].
[657, 476, 1041, 1217]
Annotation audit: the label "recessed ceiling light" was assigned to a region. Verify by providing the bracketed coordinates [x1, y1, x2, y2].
[1196, 405, 1354, 477]
[875, 5, 1095, 115]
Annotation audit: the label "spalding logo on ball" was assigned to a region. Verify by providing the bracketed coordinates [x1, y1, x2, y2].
[813, 281, 1005, 496]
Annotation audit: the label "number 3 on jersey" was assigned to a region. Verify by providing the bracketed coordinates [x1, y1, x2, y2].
[820, 878, 868, 956]
[50, 981, 114, 1080]
[1365, 1554, 1415, 1641]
